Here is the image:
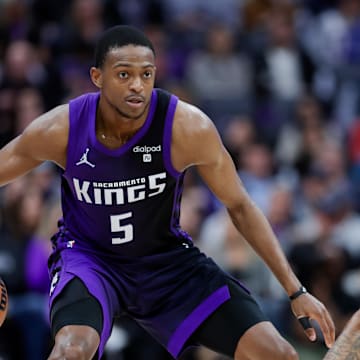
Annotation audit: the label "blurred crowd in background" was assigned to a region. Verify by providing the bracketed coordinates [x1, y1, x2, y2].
[1, 0, 360, 359]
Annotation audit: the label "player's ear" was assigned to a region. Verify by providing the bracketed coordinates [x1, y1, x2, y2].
[90, 67, 103, 89]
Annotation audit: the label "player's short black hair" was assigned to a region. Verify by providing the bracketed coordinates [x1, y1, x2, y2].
[94, 25, 155, 68]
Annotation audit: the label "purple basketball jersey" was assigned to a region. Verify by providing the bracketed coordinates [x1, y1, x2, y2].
[60, 89, 191, 256]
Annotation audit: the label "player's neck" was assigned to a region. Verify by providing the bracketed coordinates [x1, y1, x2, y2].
[95, 108, 144, 147]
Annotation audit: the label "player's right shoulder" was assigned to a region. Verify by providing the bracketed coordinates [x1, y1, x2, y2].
[25, 104, 69, 136]
[18, 104, 69, 167]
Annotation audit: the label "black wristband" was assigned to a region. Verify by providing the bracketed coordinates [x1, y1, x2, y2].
[289, 286, 307, 300]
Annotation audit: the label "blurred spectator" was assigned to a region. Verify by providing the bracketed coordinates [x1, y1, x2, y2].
[294, 168, 329, 221]
[163, 0, 241, 31]
[108, 0, 166, 28]
[290, 181, 360, 310]
[185, 23, 254, 133]
[348, 117, 360, 210]
[1, 39, 64, 110]
[238, 142, 276, 215]
[144, 25, 173, 87]
[311, 139, 350, 188]
[303, 0, 358, 68]
[222, 115, 257, 169]
[292, 140, 354, 246]
[317, 184, 360, 257]
[197, 208, 229, 270]
[305, 0, 360, 129]
[0, 0, 31, 45]
[274, 94, 338, 175]
[242, 0, 272, 33]
[54, 0, 107, 99]
[267, 183, 295, 253]
[56, 0, 105, 57]
[14, 87, 45, 135]
[0, 180, 52, 360]
[253, 3, 316, 145]
[180, 185, 210, 242]
[0, 87, 16, 147]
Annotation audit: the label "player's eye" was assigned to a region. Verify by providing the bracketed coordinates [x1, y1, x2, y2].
[118, 72, 128, 79]
[144, 71, 153, 79]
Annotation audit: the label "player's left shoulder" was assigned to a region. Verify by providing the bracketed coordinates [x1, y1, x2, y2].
[173, 100, 216, 138]
[171, 100, 223, 171]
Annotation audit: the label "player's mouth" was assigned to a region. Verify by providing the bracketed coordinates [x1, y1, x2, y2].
[125, 96, 145, 109]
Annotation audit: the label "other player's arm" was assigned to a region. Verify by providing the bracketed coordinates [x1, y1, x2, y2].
[323, 310, 360, 359]
[172, 101, 335, 348]
[0, 104, 68, 186]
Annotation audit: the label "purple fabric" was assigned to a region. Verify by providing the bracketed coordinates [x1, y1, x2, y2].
[167, 285, 230, 358]
[169, 173, 192, 242]
[48, 242, 231, 360]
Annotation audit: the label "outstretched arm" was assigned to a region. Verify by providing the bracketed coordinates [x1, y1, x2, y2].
[323, 310, 360, 359]
[172, 101, 335, 349]
[0, 104, 68, 186]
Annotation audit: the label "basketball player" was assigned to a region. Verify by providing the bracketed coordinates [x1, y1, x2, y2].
[0, 25, 335, 359]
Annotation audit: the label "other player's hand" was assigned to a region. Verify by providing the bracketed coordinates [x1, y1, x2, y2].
[291, 292, 335, 349]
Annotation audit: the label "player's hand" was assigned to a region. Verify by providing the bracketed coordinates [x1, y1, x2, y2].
[290, 292, 335, 349]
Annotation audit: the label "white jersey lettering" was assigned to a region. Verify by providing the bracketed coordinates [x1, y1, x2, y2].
[72, 172, 167, 206]
[73, 178, 92, 203]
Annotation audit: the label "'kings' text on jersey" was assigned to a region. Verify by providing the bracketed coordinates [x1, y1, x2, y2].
[73, 172, 166, 205]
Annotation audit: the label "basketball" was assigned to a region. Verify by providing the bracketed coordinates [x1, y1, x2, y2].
[0, 278, 8, 326]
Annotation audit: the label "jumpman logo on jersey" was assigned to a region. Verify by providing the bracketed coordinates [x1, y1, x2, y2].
[76, 148, 95, 168]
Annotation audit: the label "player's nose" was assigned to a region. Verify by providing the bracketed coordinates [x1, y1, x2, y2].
[129, 76, 143, 92]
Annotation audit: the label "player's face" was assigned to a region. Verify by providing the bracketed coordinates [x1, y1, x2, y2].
[94, 45, 156, 120]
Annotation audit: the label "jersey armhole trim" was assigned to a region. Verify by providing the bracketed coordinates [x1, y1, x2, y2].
[163, 95, 181, 178]
[64, 98, 79, 174]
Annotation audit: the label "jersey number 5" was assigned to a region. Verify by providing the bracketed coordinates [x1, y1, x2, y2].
[110, 212, 133, 244]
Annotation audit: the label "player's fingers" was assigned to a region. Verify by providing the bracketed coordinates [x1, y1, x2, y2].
[297, 316, 316, 341]
[319, 308, 335, 348]
[313, 307, 335, 349]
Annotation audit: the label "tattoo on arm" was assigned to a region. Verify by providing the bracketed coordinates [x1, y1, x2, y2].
[324, 332, 360, 360]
